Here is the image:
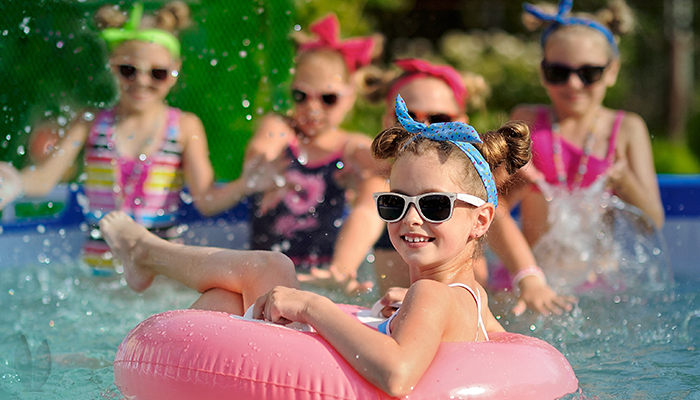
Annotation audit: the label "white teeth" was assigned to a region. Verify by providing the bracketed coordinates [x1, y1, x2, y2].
[404, 236, 429, 243]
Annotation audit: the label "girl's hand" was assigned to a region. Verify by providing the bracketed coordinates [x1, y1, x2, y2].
[512, 276, 576, 316]
[242, 154, 289, 195]
[0, 162, 23, 211]
[377, 287, 408, 318]
[607, 145, 630, 191]
[252, 286, 319, 326]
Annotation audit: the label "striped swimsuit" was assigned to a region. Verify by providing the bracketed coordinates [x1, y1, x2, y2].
[81, 107, 184, 269]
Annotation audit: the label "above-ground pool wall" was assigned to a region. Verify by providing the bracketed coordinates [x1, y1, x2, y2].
[658, 175, 700, 280]
[1, 175, 699, 280]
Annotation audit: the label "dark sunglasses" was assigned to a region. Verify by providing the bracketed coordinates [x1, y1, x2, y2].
[118, 64, 170, 82]
[540, 61, 610, 86]
[373, 192, 485, 223]
[408, 110, 455, 124]
[291, 89, 339, 107]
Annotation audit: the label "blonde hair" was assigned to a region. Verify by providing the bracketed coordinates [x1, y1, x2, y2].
[523, 0, 635, 57]
[94, 1, 192, 34]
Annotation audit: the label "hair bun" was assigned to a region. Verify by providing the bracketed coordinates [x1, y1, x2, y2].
[156, 1, 192, 32]
[94, 5, 128, 30]
[596, 0, 635, 36]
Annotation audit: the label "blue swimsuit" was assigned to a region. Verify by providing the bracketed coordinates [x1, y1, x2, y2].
[377, 283, 489, 341]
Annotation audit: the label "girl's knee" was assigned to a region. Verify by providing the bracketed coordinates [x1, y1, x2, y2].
[249, 251, 298, 288]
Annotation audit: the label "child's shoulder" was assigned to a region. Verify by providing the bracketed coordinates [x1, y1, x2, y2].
[611, 109, 649, 144]
[178, 109, 205, 129]
[407, 279, 456, 298]
[510, 103, 548, 122]
[339, 131, 378, 169]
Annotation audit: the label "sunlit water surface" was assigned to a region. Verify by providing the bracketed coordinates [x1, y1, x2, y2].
[0, 230, 698, 399]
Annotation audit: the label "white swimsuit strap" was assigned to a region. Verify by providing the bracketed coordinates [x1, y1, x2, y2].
[449, 283, 489, 341]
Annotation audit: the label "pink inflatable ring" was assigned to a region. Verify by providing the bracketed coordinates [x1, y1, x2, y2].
[114, 305, 578, 399]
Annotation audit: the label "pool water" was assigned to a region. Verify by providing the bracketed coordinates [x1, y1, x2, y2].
[0, 227, 699, 399]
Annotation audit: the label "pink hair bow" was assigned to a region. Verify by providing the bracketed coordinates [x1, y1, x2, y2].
[298, 14, 375, 73]
[388, 58, 468, 109]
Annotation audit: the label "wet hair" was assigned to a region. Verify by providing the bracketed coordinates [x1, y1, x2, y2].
[356, 64, 491, 112]
[94, 1, 192, 34]
[371, 120, 532, 202]
[523, 0, 635, 57]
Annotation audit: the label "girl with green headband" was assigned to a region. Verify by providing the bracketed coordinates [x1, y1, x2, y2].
[0, 2, 238, 272]
[500, 0, 667, 295]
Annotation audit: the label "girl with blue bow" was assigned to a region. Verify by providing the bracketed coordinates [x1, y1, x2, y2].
[0, 2, 233, 271]
[96, 94, 537, 396]
[507, 0, 666, 292]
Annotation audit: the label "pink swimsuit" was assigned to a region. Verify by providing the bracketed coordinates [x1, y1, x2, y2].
[531, 107, 624, 190]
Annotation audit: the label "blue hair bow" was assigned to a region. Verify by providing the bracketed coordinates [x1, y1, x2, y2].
[395, 95, 498, 208]
[523, 0, 618, 56]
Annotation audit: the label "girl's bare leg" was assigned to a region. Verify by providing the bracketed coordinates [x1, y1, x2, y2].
[191, 288, 246, 315]
[99, 211, 299, 312]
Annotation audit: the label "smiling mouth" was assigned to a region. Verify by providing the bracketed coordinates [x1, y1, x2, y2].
[402, 235, 434, 243]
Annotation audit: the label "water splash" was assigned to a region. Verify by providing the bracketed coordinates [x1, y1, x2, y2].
[532, 176, 672, 295]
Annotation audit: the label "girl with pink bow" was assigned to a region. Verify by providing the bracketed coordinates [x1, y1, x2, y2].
[212, 14, 386, 294]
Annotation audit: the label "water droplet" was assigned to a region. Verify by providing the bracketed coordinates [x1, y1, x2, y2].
[56, 41, 64, 48]
[242, 100, 250, 108]
[239, 51, 247, 58]
[210, 59, 218, 66]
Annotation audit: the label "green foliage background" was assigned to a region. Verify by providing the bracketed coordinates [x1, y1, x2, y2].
[0, 0, 295, 182]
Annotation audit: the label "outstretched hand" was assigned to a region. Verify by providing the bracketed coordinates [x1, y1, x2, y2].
[0, 162, 23, 211]
[606, 145, 630, 191]
[512, 275, 576, 316]
[296, 266, 374, 296]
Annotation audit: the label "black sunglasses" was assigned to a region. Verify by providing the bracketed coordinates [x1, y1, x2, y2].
[540, 61, 609, 86]
[118, 64, 170, 82]
[291, 89, 339, 107]
[407, 110, 455, 124]
[373, 192, 485, 223]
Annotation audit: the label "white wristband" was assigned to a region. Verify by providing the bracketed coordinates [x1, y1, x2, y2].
[511, 265, 547, 292]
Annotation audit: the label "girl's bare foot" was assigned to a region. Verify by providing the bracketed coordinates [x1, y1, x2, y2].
[99, 211, 156, 292]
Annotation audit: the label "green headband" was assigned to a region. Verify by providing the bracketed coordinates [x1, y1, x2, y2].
[99, 3, 181, 58]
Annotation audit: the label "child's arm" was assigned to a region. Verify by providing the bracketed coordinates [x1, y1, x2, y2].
[608, 113, 665, 228]
[254, 280, 454, 397]
[15, 113, 92, 198]
[486, 198, 575, 315]
[184, 113, 291, 217]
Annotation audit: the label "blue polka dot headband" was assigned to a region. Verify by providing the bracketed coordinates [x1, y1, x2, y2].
[523, 0, 618, 56]
[395, 94, 498, 208]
